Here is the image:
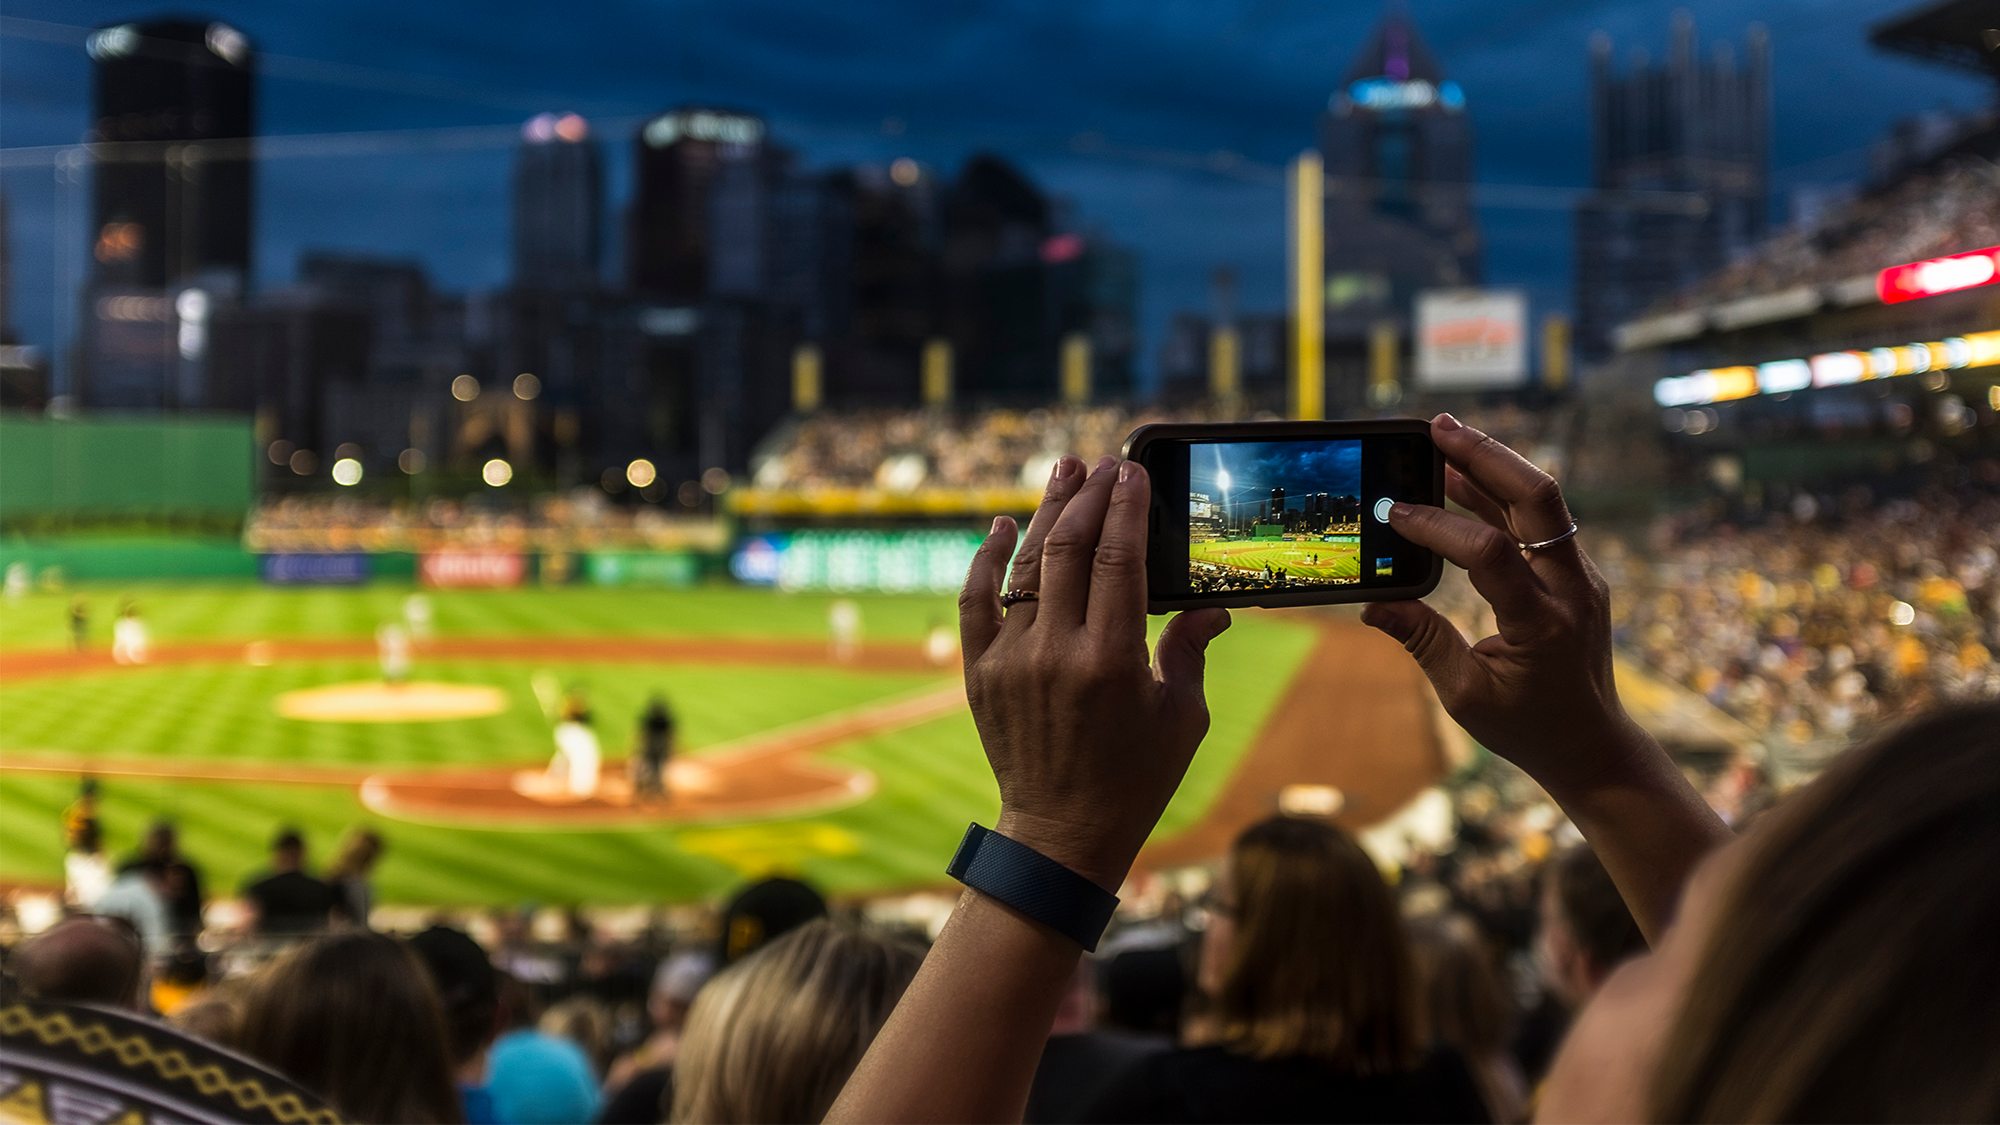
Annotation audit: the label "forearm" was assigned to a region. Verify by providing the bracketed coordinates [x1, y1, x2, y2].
[827, 889, 1080, 1124]
[1542, 718, 1733, 944]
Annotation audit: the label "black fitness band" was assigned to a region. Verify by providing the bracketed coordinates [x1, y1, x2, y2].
[946, 822, 1120, 951]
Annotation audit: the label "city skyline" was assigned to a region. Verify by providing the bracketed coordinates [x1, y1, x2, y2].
[1191, 439, 1362, 516]
[1, 0, 1990, 387]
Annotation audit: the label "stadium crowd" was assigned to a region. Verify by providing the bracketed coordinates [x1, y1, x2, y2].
[245, 492, 726, 554]
[7, 418, 1998, 1123]
[1650, 154, 2000, 310]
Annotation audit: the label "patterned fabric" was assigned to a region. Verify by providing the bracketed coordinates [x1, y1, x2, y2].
[0, 1000, 341, 1124]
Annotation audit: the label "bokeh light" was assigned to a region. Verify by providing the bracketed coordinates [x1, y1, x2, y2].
[626, 459, 657, 487]
[452, 374, 480, 402]
[331, 458, 363, 486]
[398, 448, 426, 474]
[482, 458, 513, 487]
[514, 372, 540, 400]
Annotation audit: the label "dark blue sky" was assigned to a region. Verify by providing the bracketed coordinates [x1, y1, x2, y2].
[1191, 439, 1361, 508]
[1, 0, 1989, 388]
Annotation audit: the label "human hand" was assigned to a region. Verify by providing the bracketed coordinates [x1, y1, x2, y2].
[959, 455, 1231, 890]
[1361, 414, 1649, 798]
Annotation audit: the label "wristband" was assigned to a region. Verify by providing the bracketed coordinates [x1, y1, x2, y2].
[947, 822, 1120, 951]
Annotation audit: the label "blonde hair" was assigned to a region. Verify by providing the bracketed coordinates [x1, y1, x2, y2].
[670, 918, 924, 1124]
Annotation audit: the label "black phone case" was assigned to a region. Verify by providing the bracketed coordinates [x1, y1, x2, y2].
[1122, 418, 1446, 613]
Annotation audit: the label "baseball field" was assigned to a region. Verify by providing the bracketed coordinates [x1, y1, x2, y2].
[1, 583, 1398, 908]
[1189, 538, 1361, 584]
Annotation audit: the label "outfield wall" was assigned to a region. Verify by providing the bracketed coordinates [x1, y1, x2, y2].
[0, 414, 256, 522]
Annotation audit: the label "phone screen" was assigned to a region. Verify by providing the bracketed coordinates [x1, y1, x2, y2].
[1162, 434, 1434, 598]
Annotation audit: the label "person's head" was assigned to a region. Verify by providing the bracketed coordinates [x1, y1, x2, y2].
[540, 995, 612, 1073]
[1538, 842, 1646, 1007]
[236, 932, 460, 1124]
[407, 925, 500, 1069]
[143, 821, 178, 860]
[1200, 815, 1416, 1072]
[1407, 912, 1511, 1056]
[671, 918, 924, 1124]
[1542, 702, 2000, 1122]
[270, 828, 305, 871]
[648, 949, 718, 1032]
[1098, 945, 1185, 1037]
[327, 828, 384, 880]
[11, 918, 145, 1009]
[717, 876, 828, 964]
[72, 820, 102, 855]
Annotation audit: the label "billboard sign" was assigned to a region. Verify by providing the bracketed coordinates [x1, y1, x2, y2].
[587, 552, 699, 587]
[729, 531, 984, 594]
[261, 553, 368, 585]
[419, 552, 525, 588]
[1415, 289, 1528, 390]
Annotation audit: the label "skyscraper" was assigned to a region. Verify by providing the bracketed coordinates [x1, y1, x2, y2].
[1573, 15, 1769, 358]
[513, 112, 602, 291]
[939, 154, 1051, 401]
[1319, 13, 1480, 324]
[85, 18, 254, 292]
[626, 107, 772, 301]
[80, 17, 254, 410]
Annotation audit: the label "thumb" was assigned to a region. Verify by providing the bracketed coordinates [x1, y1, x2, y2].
[1155, 608, 1231, 704]
[1360, 600, 1480, 707]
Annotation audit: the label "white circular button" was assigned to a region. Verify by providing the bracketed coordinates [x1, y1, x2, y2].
[1373, 497, 1394, 523]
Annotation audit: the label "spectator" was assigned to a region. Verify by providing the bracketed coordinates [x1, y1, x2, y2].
[10, 917, 145, 1009]
[540, 994, 613, 1076]
[409, 925, 503, 1125]
[1407, 913, 1527, 1124]
[63, 819, 112, 910]
[1514, 842, 1647, 1084]
[672, 917, 923, 1124]
[92, 861, 169, 955]
[1097, 942, 1186, 1038]
[325, 827, 386, 928]
[119, 821, 204, 938]
[1024, 953, 1170, 1124]
[1084, 816, 1487, 1123]
[234, 931, 461, 1124]
[150, 942, 213, 1017]
[1544, 701, 2000, 1121]
[487, 972, 602, 1125]
[717, 876, 828, 964]
[599, 950, 716, 1124]
[240, 827, 336, 936]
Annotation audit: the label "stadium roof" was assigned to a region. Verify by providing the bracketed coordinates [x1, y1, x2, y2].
[1869, 0, 2000, 80]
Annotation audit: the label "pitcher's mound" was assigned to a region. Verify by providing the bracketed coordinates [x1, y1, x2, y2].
[276, 681, 508, 723]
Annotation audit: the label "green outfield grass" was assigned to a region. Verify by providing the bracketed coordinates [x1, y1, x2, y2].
[0, 584, 1317, 906]
[1190, 539, 1360, 582]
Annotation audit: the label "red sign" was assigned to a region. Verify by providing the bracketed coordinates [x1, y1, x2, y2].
[1877, 245, 1999, 304]
[420, 552, 525, 588]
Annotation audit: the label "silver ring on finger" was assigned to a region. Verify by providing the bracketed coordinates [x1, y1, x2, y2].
[999, 589, 1041, 609]
[1518, 522, 1579, 551]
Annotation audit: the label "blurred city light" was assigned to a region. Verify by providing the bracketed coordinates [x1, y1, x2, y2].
[889, 157, 920, 186]
[513, 372, 541, 400]
[482, 458, 513, 486]
[267, 440, 294, 467]
[330, 458, 363, 486]
[626, 459, 657, 488]
[701, 467, 731, 494]
[289, 449, 318, 475]
[398, 448, 427, 474]
[451, 375, 481, 401]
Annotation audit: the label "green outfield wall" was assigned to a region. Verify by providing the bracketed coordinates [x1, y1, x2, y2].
[0, 414, 256, 521]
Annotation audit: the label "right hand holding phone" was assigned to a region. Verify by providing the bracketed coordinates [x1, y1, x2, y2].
[1361, 414, 1650, 798]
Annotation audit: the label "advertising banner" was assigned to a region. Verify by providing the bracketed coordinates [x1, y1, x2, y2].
[586, 552, 699, 587]
[261, 553, 369, 585]
[729, 531, 984, 593]
[419, 552, 525, 588]
[1414, 289, 1528, 390]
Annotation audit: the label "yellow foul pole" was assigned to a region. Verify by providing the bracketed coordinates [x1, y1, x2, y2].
[1289, 151, 1324, 420]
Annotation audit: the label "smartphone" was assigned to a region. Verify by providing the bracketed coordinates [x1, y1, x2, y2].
[1122, 419, 1444, 612]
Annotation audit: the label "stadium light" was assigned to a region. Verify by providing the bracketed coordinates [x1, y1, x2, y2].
[1877, 246, 2000, 304]
[1656, 328, 2000, 406]
[331, 458, 363, 486]
[482, 459, 513, 487]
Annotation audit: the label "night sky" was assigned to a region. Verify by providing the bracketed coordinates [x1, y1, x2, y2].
[1, 0, 1989, 388]
[1191, 439, 1362, 510]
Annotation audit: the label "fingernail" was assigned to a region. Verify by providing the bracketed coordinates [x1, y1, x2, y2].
[1118, 461, 1134, 483]
[1391, 503, 1413, 519]
[1435, 413, 1462, 431]
[991, 516, 1005, 534]
[1097, 455, 1115, 473]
